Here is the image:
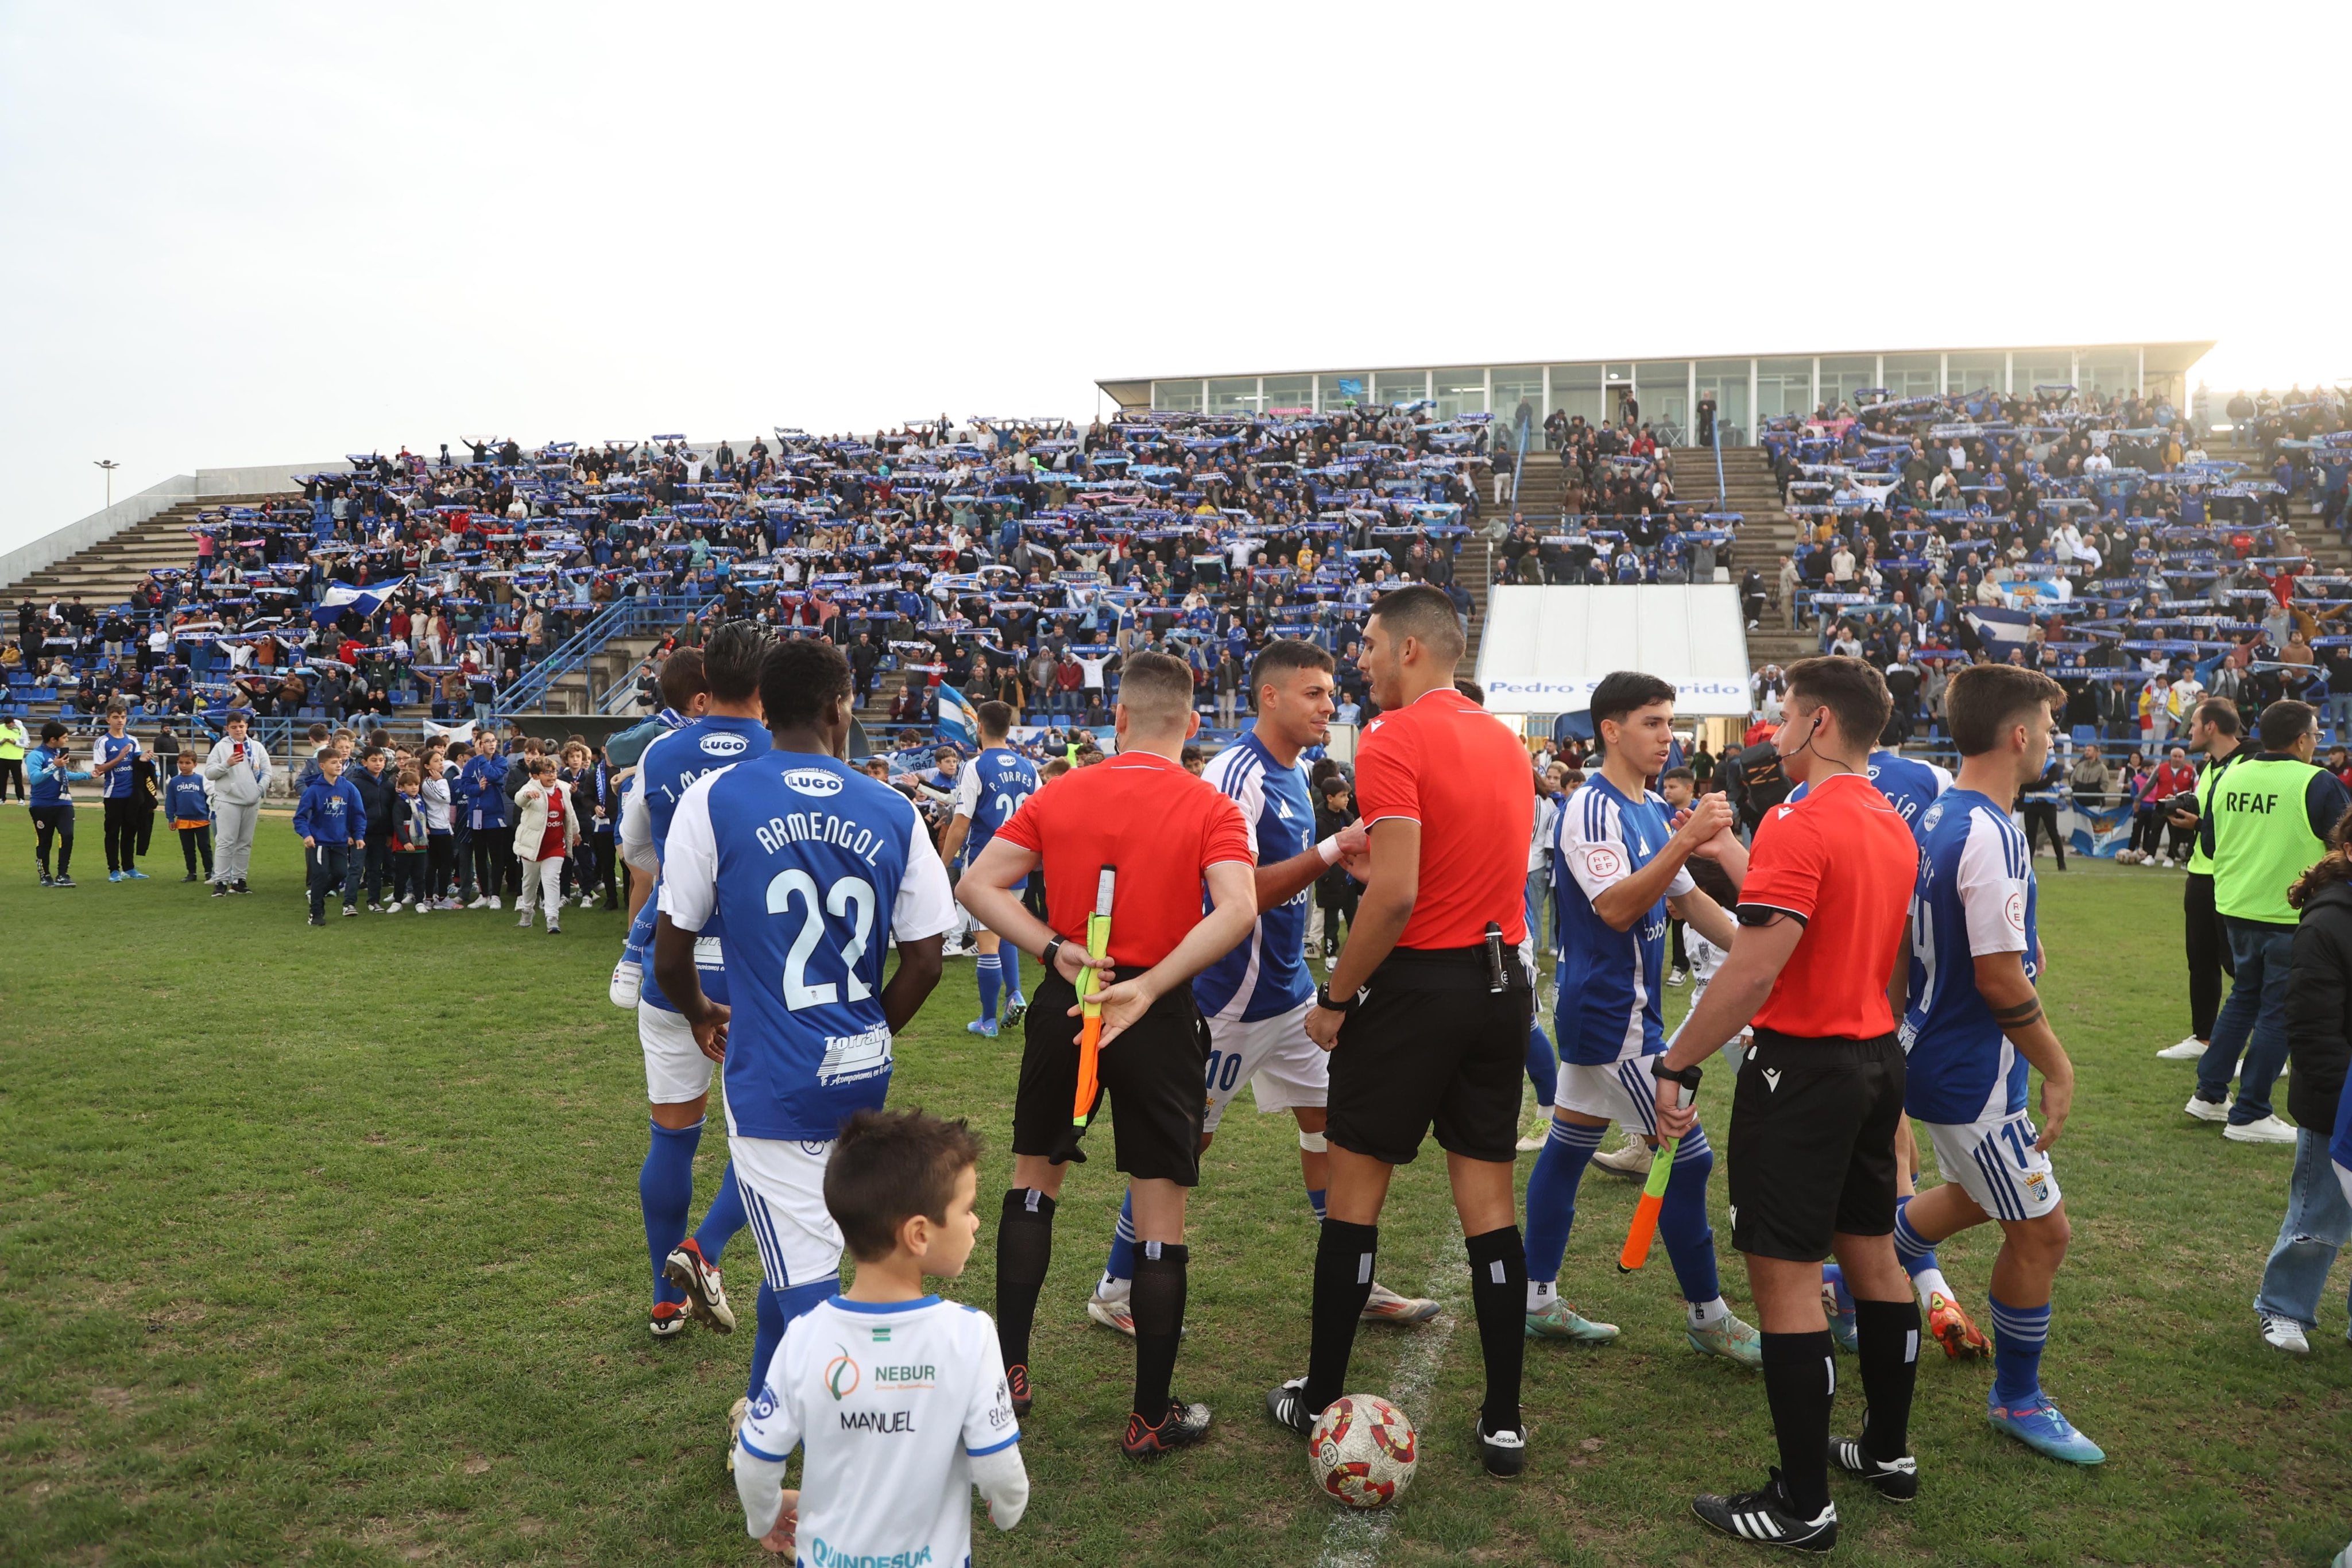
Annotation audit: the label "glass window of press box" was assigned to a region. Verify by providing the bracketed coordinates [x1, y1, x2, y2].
[1148, 348, 2170, 435]
[1433, 369, 1486, 420]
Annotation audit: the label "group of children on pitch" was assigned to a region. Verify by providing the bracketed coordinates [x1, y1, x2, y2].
[272, 722, 619, 926]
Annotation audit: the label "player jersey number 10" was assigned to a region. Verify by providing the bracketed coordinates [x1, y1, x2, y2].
[768, 869, 877, 1009]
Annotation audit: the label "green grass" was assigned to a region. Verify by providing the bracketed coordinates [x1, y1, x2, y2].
[2, 818, 2349, 1566]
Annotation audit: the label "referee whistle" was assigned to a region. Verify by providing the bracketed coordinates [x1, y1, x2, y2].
[1484, 922, 1507, 993]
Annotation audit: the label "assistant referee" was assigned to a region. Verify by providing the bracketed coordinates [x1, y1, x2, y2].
[956, 651, 1257, 1459]
[1260, 584, 1539, 1478]
[1649, 655, 1920, 1552]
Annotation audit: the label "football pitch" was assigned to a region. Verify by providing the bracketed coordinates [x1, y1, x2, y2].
[3, 819, 2349, 1567]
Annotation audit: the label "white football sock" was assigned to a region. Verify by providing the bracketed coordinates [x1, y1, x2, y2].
[1526, 1279, 1557, 1313]
[1687, 1296, 1731, 1330]
[1913, 1266, 1953, 1307]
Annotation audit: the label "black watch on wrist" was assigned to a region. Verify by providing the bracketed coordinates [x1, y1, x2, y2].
[1316, 982, 1359, 1014]
[1042, 935, 1067, 972]
[1650, 1058, 1703, 1093]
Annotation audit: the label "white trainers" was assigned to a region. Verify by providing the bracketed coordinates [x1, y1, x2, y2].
[517, 912, 533, 928]
[2154, 855, 2173, 868]
[2156, 1037, 2207, 1060]
[487, 896, 502, 910]
[2183, 1094, 2231, 1123]
[415, 900, 431, 913]
[467, 895, 492, 908]
[1593, 1136, 1656, 1178]
[610, 956, 644, 1009]
[2260, 1312, 2312, 1354]
[2223, 1115, 2297, 1145]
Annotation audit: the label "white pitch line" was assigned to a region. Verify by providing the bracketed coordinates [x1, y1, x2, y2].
[1313, 1217, 1467, 1568]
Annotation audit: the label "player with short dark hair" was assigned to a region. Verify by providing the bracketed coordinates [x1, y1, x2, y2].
[1263, 584, 1542, 1478]
[656, 635, 957, 1466]
[957, 648, 1258, 1458]
[1887, 664, 2102, 1466]
[1523, 671, 1761, 1364]
[625, 621, 770, 1342]
[1646, 654, 1922, 1552]
[938, 699, 1039, 1039]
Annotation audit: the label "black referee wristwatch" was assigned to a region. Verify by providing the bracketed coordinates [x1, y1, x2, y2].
[1042, 935, 1067, 973]
[1650, 1058, 1703, 1093]
[1316, 981, 1360, 1014]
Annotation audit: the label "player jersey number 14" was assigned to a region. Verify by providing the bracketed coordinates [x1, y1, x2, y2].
[768, 869, 877, 1009]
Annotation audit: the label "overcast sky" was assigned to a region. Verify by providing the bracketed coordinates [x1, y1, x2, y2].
[5, 1, 2348, 556]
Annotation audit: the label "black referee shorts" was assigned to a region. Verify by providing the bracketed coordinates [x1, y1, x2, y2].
[1727, 1028, 1905, 1262]
[1326, 944, 1532, 1167]
[1012, 967, 1209, 1185]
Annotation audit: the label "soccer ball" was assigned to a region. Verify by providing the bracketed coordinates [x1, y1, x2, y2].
[1309, 1394, 1418, 1508]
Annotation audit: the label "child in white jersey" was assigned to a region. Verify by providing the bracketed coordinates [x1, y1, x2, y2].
[734, 1107, 1028, 1558]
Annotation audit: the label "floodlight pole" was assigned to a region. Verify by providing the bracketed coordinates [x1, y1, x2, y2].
[95, 458, 122, 509]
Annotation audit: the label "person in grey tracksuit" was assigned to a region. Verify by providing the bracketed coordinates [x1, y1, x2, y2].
[202, 711, 275, 892]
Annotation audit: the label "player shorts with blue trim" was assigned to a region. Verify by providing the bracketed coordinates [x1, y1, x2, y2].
[1553, 1055, 1670, 1140]
[727, 1132, 846, 1288]
[638, 1001, 715, 1105]
[1922, 1109, 2062, 1223]
[1202, 1000, 1327, 1133]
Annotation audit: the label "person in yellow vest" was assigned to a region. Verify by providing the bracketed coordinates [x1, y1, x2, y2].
[2156, 699, 2247, 1060]
[2187, 700, 2352, 1152]
[0, 714, 27, 803]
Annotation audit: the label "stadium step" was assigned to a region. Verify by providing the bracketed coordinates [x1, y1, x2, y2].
[4, 494, 297, 606]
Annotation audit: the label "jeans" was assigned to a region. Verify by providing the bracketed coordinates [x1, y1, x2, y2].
[2329, 691, 2352, 744]
[2252, 1129, 2352, 1330]
[2195, 917, 2297, 1124]
[1525, 868, 1550, 954]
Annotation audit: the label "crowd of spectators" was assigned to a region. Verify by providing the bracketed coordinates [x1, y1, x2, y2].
[5, 406, 1500, 743]
[1754, 382, 2351, 750]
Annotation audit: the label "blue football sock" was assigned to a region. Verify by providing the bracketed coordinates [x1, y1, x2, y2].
[1000, 946, 1022, 1005]
[1891, 1195, 1940, 1279]
[1102, 1189, 1137, 1287]
[1988, 1292, 2050, 1407]
[1525, 1023, 1558, 1108]
[1523, 1119, 1604, 1287]
[1658, 1126, 1722, 1306]
[640, 1118, 700, 1306]
[747, 1276, 838, 1400]
[1822, 1262, 1856, 1315]
[976, 954, 1000, 1023]
[1306, 1187, 1328, 1224]
[691, 1157, 747, 1268]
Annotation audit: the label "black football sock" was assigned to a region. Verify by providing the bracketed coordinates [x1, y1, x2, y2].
[1129, 1241, 1188, 1420]
[1303, 1219, 1378, 1415]
[1464, 1225, 1528, 1433]
[1760, 1329, 1837, 1516]
[1854, 1296, 1922, 1462]
[993, 1188, 1055, 1373]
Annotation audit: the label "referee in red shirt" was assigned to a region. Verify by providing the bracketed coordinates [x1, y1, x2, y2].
[957, 651, 1257, 1458]
[1260, 585, 1541, 1477]
[1649, 655, 1921, 1551]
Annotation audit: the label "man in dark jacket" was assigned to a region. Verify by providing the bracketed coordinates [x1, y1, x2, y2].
[2254, 830, 2352, 1353]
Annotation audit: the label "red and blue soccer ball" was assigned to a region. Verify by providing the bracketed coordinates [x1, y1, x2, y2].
[1309, 1393, 1419, 1508]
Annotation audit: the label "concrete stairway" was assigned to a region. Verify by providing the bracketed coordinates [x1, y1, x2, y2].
[3, 494, 297, 607]
[1497, 441, 1805, 671]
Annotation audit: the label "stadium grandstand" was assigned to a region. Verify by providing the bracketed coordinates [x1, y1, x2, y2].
[5, 369, 2350, 838]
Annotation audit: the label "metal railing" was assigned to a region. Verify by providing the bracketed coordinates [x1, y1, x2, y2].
[1711, 408, 1728, 508]
[492, 591, 713, 716]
